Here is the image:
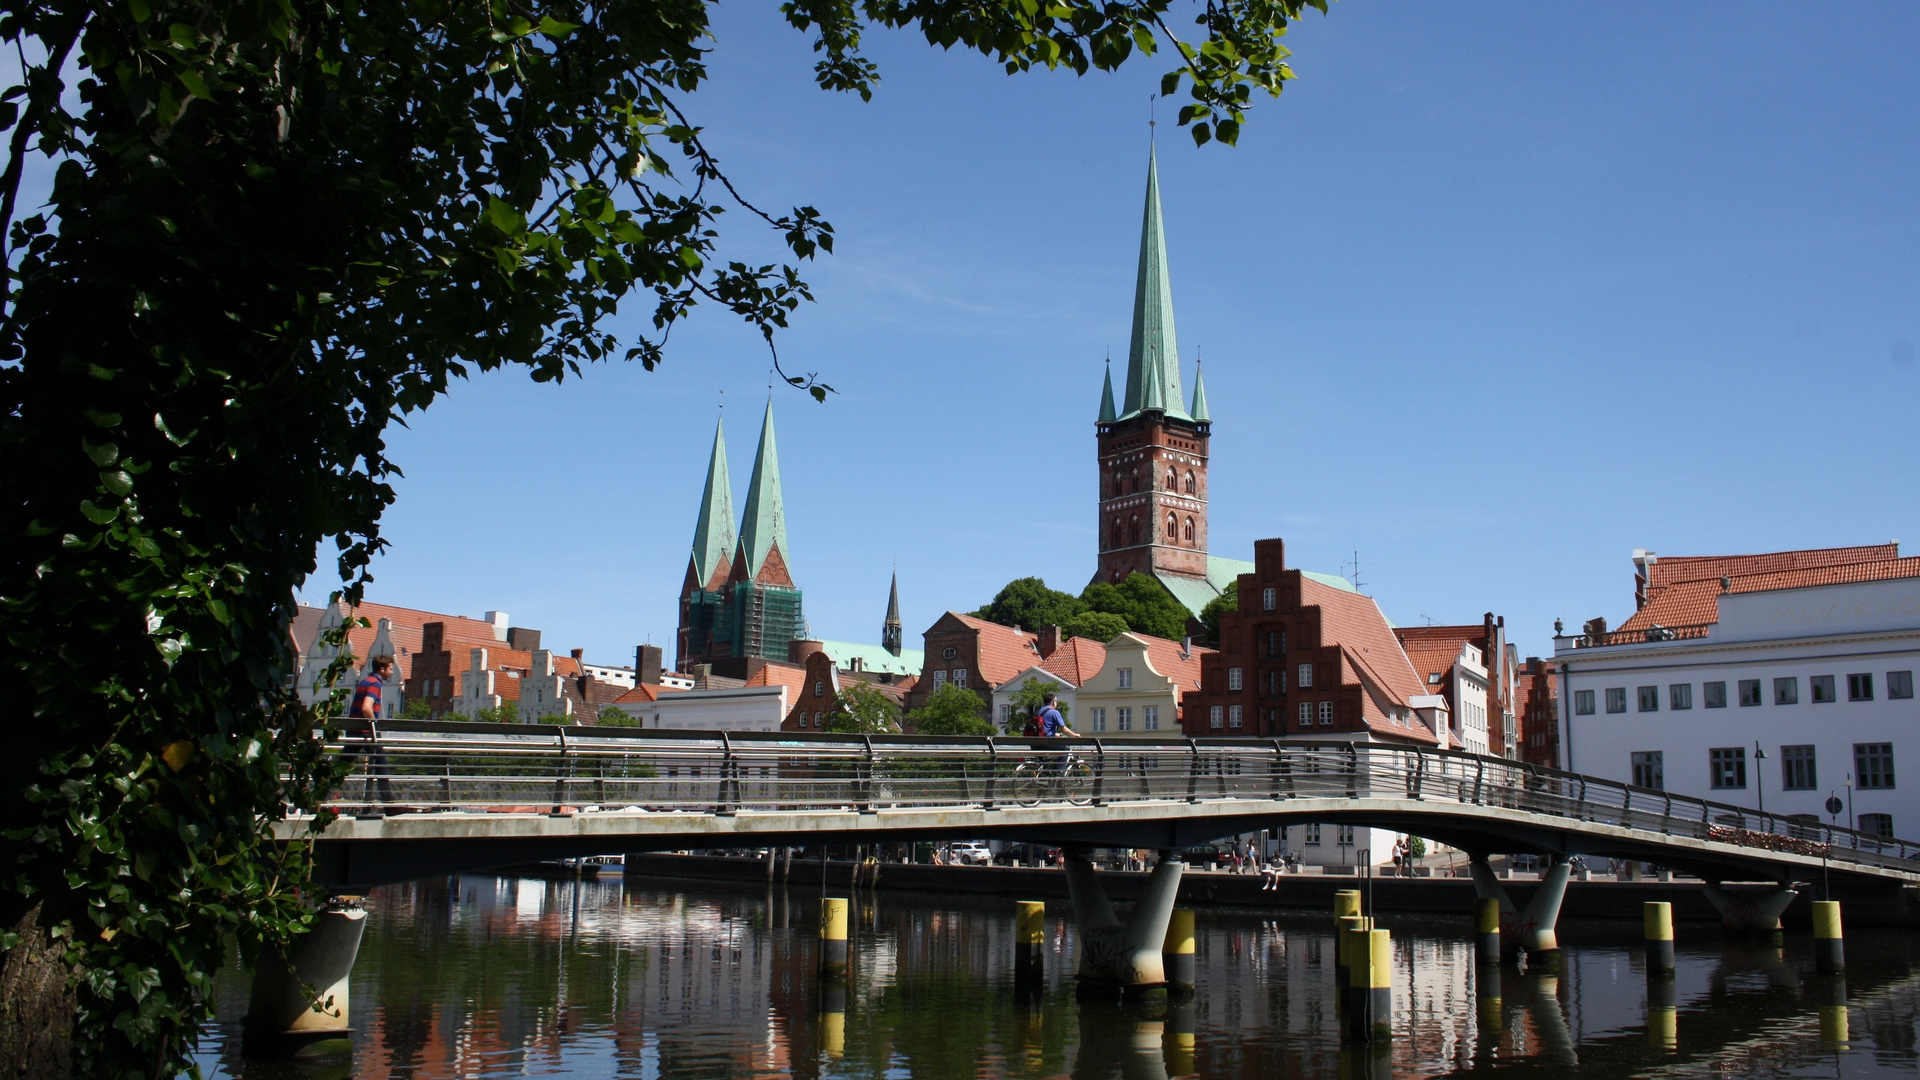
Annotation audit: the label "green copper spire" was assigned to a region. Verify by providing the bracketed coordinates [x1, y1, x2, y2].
[738, 397, 789, 578]
[1121, 146, 1189, 421]
[1190, 358, 1210, 423]
[1097, 359, 1118, 423]
[690, 412, 736, 587]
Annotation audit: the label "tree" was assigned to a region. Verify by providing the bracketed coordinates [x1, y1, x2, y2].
[0, 0, 1324, 1071]
[1006, 676, 1070, 734]
[598, 705, 639, 728]
[907, 681, 995, 737]
[1199, 588, 1238, 648]
[400, 696, 436, 720]
[1082, 573, 1194, 641]
[971, 577, 1085, 632]
[825, 682, 902, 734]
[1063, 610, 1131, 643]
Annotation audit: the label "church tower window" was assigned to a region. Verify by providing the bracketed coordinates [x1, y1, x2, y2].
[1185, 470, 1196, 494]
[1167, 467, 1178, 489]
[1165, 513, 1177, 541]
[1183, 516, 1195, 542]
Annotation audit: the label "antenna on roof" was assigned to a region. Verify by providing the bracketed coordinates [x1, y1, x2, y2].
[1343, 550, 1370, 593]
[1419, 612, 1433, 627]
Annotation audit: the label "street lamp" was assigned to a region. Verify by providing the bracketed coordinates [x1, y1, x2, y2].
[1753, 741, 1767, 815]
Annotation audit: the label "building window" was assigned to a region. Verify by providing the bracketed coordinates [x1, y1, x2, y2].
[1860, 813, 1894, 838]
[1739, 679, 1762, 706]
[1228, 705, 1243, 729]
[1227, 667, 1242, 691]
[1774, 677, 1798, 705]
[1167, 467, 1178, 490]
[1209, 706, 1224, 730]
[1337, 825, 1355, 846]
[814, 680, 825, 697]
[1856, 743, 1895, 790]
[1299, 702, 1312, 726]
[1637, 686, 1659, 712]
[1704, 681, 1727, 708]
[1298, 664, 1313, 689]
[1605, 688, 1627, 714]
[1144, 705, 1159, 731]
[1117, 707, 1133, 732]
[1118, 667, 1134, 689]
[1185, 470, 1196, 494]
[1848, 674, 1874, 702]
[1631, 751, 1664, 790]
[1670, 684, 1692, 710]
[1091, 707, 1107, 733]
[933, 669, 948, 687]
[798, 713, 809, 728]
[1811, 675, 1835, 703]
[1262, 587, 1277, 612]
[1318, 701, 1333, 723]
[1574, 689, 1595, 715]
[1891, 671, 1915, 700]
[1184, 517, 1195, 543]
[1709, 747, 1747, 789]
[1000, 704, 1013, 728]
[1305, 823, 1321, 846]
[953, 669, 969, 689]
[1781, 745, 1817, 790]
[1166, 513, 1178, 541]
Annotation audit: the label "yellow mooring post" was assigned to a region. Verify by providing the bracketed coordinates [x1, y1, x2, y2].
[1646, 974, 1677, 1051]
[1335, 889, 1364, 920]
[1335, 914, 1368, 1011]
[819, 897, 850, 977]
[1163, 909, 1197, 994]
[1643, 901, 1676, 979]
[1818, 976, 1850, 1046]
[1474, 897, 1502, 968]
[818, 978, 846, 1059]
[1813, 900, 1845, 975]
[1475, 963, 1502, 1034]
[1015, 900, 1045, 984]
[1345, 927, 1392, 1041]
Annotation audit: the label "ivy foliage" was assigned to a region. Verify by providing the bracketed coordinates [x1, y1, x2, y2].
[0, 0, 1323, 1074]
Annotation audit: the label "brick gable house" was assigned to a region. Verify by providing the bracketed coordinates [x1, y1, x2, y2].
[1183, 538, 1442, 745]
[904, 613, 1043, 714]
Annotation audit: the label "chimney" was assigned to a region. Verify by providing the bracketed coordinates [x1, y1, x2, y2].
[635, 644, 663, 686]
[1632, 549, 1657, 610]
[485, 610, 510, 642]
[692, 662, 712, 688]
[1037, 626, 1062, 658]
[788, 639, 825, 665]
[1180, 636, 1192, 661]
[507, 626, 542, 653]
[570, 647, 583, 661]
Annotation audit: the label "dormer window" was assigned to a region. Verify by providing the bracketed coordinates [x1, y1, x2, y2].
[1118, 667, 1133, 689]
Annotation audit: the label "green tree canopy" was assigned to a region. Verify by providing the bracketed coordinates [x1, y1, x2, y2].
[1082, 573, 1194, 641]
[1062, 609, 1132, 643]
[1006, 676, 1069, 733]
[1198, 587, 1238, 648]
[825, 682, 903, 734]
[0, 0, 1325, 1070]
[598, 705, 639, 728]
[906, 681, 994, 737]
[971, 577, 1084, 631]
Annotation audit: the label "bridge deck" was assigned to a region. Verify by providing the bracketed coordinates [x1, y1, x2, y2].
[292, 721, 1920, 888]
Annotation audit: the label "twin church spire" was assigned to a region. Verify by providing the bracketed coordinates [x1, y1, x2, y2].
[1101, 146, 1209, 425]
[689, 398, 791, 590]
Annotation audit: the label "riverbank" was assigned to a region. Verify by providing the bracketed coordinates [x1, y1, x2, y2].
[597, 852, 1920, 928]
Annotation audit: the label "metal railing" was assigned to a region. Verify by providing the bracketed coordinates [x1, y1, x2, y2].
[322, 719, 1920, 875]
[1563, 623, 1714, 649]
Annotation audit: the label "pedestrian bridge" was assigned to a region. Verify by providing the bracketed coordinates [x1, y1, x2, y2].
[293, 720, 1920, 890]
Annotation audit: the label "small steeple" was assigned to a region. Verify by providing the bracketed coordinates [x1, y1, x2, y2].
[1190, 356, 1210, 423]
[690, 411, 736, 589]
[738, 397, 790, 580]
[882, 569, 903, 656]
[1121, 146, 1189, 421]
[1097, 357, 1117, 424]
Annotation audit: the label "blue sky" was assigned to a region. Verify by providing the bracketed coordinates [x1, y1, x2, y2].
[303, 2, 1920, 667]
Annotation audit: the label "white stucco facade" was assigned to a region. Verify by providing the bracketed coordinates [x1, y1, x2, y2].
[1557, 577, 1920, 839]
[611, 685, 791, 732]
[1075, 633, 1184, 739]
[990, 668, 1077, 734]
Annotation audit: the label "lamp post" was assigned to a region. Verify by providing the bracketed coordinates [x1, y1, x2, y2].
[1753, 742, 1767, 815]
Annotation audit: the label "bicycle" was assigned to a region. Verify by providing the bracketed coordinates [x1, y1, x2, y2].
[1012, 752, 1094, 807]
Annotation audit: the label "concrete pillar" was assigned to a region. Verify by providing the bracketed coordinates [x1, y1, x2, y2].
[1646, 975, 1677, 1051]
[1530, 973, 1579, 1067]
[1015, 900, 1045, 985]
[1643, 901, 1675, 979]
[1813, 901, 1845, 975]
[1701, 886, 1797, 941]
[244, 901, 369, 1052]
[1162, 909, 1196, 994]
[1064, 851, 1184, 994]
[1470, 855, 1569, 966]
[1474, 897, 1501, 967]
[819, 897, 850, 976]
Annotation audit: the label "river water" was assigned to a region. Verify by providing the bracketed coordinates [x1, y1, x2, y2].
[195, 873, 1920, 1079]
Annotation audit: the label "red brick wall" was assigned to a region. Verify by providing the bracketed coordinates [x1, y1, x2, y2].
[1094, 413, 1210, 586]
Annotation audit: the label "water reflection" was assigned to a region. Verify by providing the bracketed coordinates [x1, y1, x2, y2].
[195, 875, 1920, 1079]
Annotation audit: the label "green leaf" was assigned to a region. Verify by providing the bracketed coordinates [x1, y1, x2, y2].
[537, 16, 581, 38]
[485, 197, 526, 237]
[79, 500, 120, 525]
[174, 65, 211, 101]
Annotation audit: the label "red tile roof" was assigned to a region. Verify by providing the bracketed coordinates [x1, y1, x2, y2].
[553, 655, 584, 677]
[1039, 637, 1108, 686]
[613, 683, 673, 704]
[948, 613, 1043, 688]
[1139, 634, 1211, 695]
[745, 660, 810, 701]
[1622, 550, 1920, 632]
[1299, 576, 1434, 742]
[1644, 545, 1898, 590]
[1392, 626, 1481, 689]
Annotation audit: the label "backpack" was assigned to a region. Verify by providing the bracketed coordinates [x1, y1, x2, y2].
[1022, 709, 1044, 738]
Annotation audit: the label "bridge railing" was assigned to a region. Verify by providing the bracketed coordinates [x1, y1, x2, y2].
[321, 720, 1920, 873]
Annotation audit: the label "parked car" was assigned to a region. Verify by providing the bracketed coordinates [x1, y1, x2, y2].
[948, 842, 993, 866]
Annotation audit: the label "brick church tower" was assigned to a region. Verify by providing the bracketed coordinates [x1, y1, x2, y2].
[1091, 147, 1214, 601]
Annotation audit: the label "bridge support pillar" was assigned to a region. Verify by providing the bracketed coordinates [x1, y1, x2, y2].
[1701, 886, 1797, 941]
[244, 898, 368, 1056]
[1470, 856, 1570, 966]
[1065, 850, 1184, 996]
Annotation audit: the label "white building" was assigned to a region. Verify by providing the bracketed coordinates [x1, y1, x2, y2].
[608, 684, 791, 732]
[1556, 545, 1920, 839]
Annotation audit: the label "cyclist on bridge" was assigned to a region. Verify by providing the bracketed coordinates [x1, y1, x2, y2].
[1024, 691, 1079, 739]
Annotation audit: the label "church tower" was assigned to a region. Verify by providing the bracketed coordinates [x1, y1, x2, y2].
[1092, 147, 1212, 591]
[678, 412, 737, 670]
[881, 570, 903, 656]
